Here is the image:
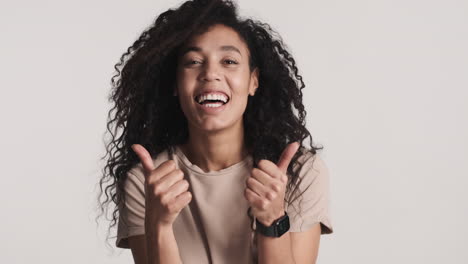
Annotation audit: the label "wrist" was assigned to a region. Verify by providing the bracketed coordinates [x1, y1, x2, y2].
[145, 223, 174, 245]
[145, 220, 173, 233]
[255, 211, 290, 238]
[258, 210, 286, 226]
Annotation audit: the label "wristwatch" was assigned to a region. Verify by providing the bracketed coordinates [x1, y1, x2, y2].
[255, 211, 290, 237]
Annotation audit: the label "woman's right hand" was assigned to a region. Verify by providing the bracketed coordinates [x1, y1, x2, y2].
[131, 144, 192, 227]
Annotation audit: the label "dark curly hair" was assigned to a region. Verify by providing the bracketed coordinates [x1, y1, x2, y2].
[96, 0, 323, 252]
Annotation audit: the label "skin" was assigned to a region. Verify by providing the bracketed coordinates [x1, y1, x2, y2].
[174, 23, 259, 173]
[129, 23, 322, 264]
[173, 21, 296, 227]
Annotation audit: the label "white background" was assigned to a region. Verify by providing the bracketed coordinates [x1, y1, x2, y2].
[1, 0, 467, 263]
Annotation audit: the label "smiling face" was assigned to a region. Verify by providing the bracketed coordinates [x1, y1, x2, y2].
[175, 24, 259, 133]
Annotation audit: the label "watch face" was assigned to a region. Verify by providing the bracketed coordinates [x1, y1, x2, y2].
[276, 215, 290, 235]
[256, 213, 290, 237]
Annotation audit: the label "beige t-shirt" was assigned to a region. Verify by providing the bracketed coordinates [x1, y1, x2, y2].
[116, 145, 333, 263]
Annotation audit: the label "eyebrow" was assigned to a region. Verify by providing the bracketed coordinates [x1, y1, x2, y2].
[180, 45, 242, 57]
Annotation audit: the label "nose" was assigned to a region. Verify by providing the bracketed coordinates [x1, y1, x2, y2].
[199, 61, 221, 82]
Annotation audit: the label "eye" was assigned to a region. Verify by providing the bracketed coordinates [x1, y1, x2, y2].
[224, 59, 238, 65]
[183, 59, 203, 67]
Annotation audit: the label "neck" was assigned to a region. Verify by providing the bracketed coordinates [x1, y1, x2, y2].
[180, 122, 249, 173]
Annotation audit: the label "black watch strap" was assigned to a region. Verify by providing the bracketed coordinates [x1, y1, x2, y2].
[255, 211, 290, 237]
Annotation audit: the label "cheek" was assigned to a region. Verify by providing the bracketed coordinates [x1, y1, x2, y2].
[228, 71, 252, 95]
[229, 87, 250, 115]
[176, 74, 196, 96]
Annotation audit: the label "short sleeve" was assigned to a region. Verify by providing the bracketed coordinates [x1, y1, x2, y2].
[286, 153, 333, 234]
[116, 168, 146, 248]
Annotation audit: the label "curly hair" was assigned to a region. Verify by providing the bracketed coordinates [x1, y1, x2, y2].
[96, 0, 323, 251]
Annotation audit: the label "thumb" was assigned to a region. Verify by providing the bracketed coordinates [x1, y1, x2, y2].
[131, 144, 155, 175]
[276, 141, 300, 174]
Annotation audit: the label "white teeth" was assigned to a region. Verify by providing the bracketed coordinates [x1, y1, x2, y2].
[196, 93, 228, 104]
[203, 103, 224, 108]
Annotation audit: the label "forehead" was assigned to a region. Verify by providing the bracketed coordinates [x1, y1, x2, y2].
[179, 24, 249, 57]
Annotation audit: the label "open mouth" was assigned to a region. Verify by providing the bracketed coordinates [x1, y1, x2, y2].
[194, 94, 230, 107]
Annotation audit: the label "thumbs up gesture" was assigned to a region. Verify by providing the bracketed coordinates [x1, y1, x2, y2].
[131, 144, 192, 227]
[244, 142, 300, 226]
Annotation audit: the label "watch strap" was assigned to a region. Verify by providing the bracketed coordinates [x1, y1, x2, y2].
[255, 211, 290, 237]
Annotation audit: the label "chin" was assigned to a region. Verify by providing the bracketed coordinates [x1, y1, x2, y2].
[198, 121, 229, 132]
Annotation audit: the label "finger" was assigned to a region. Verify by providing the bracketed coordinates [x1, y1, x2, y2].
[250, 168, 283, 192]
[152, 160, 178, 180]
[244, 188, 268, 210]
[277, 141, 300, 173]
[281, 174, 287, 183]
[246, 176, 278, 201]
[160, 179, 190, 206]
[150, 168, 184, 190]
[258, 159, 283, 180]
[171, 191, 192, 212]
[131, 144, 155, 173]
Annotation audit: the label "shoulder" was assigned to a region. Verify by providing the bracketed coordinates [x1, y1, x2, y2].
[286, 149, 333, 234]
[288, 149, 331, 203]
[293, 149, 329, 180]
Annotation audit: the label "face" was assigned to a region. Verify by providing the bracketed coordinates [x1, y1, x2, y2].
[175, 24, 259, 133]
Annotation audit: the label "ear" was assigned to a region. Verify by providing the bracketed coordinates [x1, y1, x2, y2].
[248, 67, 259, 96]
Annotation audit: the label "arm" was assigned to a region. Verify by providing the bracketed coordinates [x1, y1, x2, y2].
[145, 224, 183, 264]
[257, 222, 321, 264]
[257, 230, 295, 264]
[128, 145, 193, 264]
[290, 223, 321, 264]
[127, 224, 183, 264]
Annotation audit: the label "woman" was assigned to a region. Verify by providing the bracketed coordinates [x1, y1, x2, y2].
[98, 0, 333, 263]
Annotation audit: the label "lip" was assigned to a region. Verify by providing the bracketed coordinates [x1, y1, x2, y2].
[194, 89, 230, 101]
[195, 97, 229, 114]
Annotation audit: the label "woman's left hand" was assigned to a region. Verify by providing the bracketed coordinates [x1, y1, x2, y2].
[244, 142, 300, 226]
